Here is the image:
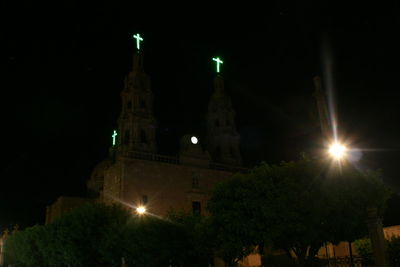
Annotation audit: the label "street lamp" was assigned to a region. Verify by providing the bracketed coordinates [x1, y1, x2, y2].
[328, 142, 347, 160]
[136, 206, 146, 215]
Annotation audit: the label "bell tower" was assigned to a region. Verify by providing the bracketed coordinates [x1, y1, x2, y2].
[206, 57, 242, 166]
[117, 34, 157, 155]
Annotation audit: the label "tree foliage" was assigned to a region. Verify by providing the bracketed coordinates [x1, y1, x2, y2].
[355, 236, 400, 265]
[167, 211, 216, 267]
[4, 203, 205, 267]
[208, 157, 391, 266]
[4, 159, 392, 267]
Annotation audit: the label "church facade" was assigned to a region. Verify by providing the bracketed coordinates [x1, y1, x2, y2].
[43, 37, 336, 267]
[90, 51, 244, 217]
[47, 42, 245, 223]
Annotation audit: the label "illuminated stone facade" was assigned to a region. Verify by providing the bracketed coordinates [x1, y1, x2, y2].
[98, 51, 244, 216]
[102, 153, 239, 216]
[46, 50, 250, 266]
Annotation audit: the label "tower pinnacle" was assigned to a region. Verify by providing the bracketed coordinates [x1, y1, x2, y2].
[206, 66, 242, 166]
[116, 37, 157, 155]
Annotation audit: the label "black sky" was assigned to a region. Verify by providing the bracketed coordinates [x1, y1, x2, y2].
[1, 1, 400, 228]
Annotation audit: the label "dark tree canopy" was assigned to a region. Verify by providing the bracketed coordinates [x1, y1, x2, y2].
[5, 203, 206, 267]
[208, 157, 391, 266]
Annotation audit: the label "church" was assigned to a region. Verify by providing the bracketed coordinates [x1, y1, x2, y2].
[43, 34, 333, 267]
[46, 34, 245, 222]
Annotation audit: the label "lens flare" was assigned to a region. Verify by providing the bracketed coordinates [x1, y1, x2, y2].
[329, 143, 347, 160]
[136, 206, 146, 214]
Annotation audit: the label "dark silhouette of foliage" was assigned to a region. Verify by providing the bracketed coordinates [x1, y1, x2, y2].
[208, 157, 391, 266]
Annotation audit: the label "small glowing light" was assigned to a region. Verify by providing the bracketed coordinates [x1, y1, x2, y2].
[191, 136, 198, 144]
[136, 206, 146, 214]
[112, 130, 118, 146]
[329, 143, 347, 160]
[212, 57, 223, 73]
[133, 33, 143, 50]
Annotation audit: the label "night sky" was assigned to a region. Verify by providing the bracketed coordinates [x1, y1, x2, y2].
[2, 2, 400, 229]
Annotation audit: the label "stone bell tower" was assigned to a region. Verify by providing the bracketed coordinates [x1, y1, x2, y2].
[206, 73, 242, 166]
[117, 34, 157, 155]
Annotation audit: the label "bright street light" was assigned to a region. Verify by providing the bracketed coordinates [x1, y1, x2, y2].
[328, 142, 347, 160]
[136, 206, 146, 215]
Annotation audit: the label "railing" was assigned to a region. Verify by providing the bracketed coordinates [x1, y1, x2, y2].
[127, 151, 180, 164]
[125, 151, 247, 173]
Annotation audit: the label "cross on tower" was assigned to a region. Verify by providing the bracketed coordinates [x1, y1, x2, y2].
[212, 57, 224, 73]
[133, 33, 144, 51]
[112, 130, 118, 146]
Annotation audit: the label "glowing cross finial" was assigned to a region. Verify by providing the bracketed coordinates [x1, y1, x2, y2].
[212, 57, 224, 73]
[112, 130, 118, 146]
[133, 33, 144, 51]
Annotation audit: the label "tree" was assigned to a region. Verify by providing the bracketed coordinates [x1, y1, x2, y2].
[122, 214, 190, 267]
[383, 193, 400, 226]
[208, 162, 278, 266]
[208, 157, 391, 266]
[5, 225, 48, 267]
[167, 211, 216, 267]
[259, 158, 336, 265]
[5, 203, 208, 267]
[5, 203, 131, 267]
[45, 203, 131, 266]
[355, 236, 400, 266]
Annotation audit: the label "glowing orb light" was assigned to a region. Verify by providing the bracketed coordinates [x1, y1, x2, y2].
[191, 136, 198, 144]
[329, 142, 347, 160]
[136, 206, 146, 214]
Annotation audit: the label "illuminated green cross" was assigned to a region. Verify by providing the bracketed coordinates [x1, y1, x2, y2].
[133, 33, 143, 51]
[212, 57, 224, 73]
[112, 130, 118, 146]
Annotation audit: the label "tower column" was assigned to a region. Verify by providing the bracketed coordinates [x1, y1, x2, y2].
[206, 58, 242, 166]
[116, 34, 157, 155]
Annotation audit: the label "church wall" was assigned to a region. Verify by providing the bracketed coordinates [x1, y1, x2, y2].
[106, 157, 233, 216]
[103, 163, 123, 205]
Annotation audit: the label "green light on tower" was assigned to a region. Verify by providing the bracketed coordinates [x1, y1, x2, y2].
[112, 130, 118, 146]
[212, 57, 223, 73]
[133, 33, 143, 51]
